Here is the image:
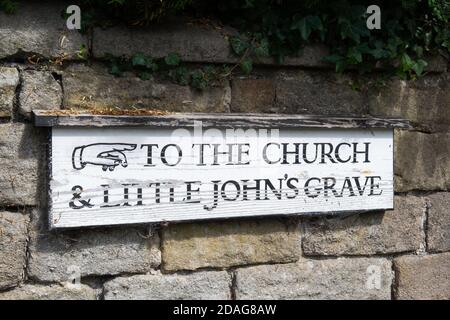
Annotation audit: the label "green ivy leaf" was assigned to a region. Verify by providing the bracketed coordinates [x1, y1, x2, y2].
[350, 80, 362, 91]
[169, 67, 190, 86]
[338, 18, 368, 43]
[240, 58, 253, 74]
[370, 45, 388, 59]
[335, 60, 347, 73]
[296, 18, 310, 40]
[164, 52, 181, 66]
[323, 54, 344, 64]
[191, 70, 207, 90]
[146, 60, 158, 72]
[396, 69, 408, 80]
[109, 63, 122, 77]
[412, 59, 428, 76]
[347, 47, 363, 63]
[203, 65, 216, 77]
[230, 36, 249, 56]
[400, 53, 414, 72]
[76, 44, 89, 60]
[0, 0, 17, 14]
[138, 71, 152, 80]
[253, 38, 270, 58]
[413, 45, 424, 57]
[221, 65, 231, 75]
[291, 15, 322, 41]
[131, 52, 147, 66]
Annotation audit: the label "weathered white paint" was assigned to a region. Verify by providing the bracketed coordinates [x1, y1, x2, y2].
[50, 127, 393, 228]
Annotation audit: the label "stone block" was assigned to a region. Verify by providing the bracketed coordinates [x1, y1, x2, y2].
[302, 195, 426, 255]
[0, 1, 86, 59]
[28, 209, 161, 282]
[394, 253, 450, 300]
[63, 64, 230, 112]
[0, 211, 29, 290]
[0, 67, 19, 117]
[104, 271, 231, 300]
[0, 284, 97, 300]
[427, 193, 450, 252]
[162, 219, 300, 271]
[18, 70, 62, 118]
[235, 257, 392, 299]
[0, 123, 43, 206]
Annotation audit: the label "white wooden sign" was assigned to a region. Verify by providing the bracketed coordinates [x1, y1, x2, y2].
[41, 113, 402, 229]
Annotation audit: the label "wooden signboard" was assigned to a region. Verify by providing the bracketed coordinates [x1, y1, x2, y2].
[34, 112, 410, 229]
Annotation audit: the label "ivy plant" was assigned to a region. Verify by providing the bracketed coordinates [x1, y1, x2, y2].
[3, 0, 449, 86]
[74, 0, 449, 80]
[0, 0, 17, 14]
[209, 0, 450, 78]
[104, 52, 230, 90]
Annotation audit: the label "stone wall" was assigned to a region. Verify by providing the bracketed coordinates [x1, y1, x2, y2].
[0, 1, 449, 300]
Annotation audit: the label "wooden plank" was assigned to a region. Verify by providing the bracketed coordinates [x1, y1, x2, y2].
[33, 111, 411, 129]
[49, 126, 394, 229]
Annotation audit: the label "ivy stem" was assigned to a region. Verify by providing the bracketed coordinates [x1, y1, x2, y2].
[221, 41, 254, 78]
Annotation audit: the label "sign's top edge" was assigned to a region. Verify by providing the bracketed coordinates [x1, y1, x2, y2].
[32, 110, 411, 129]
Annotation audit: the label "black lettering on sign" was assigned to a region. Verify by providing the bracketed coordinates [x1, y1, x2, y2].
[69, 185, 94, 209]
